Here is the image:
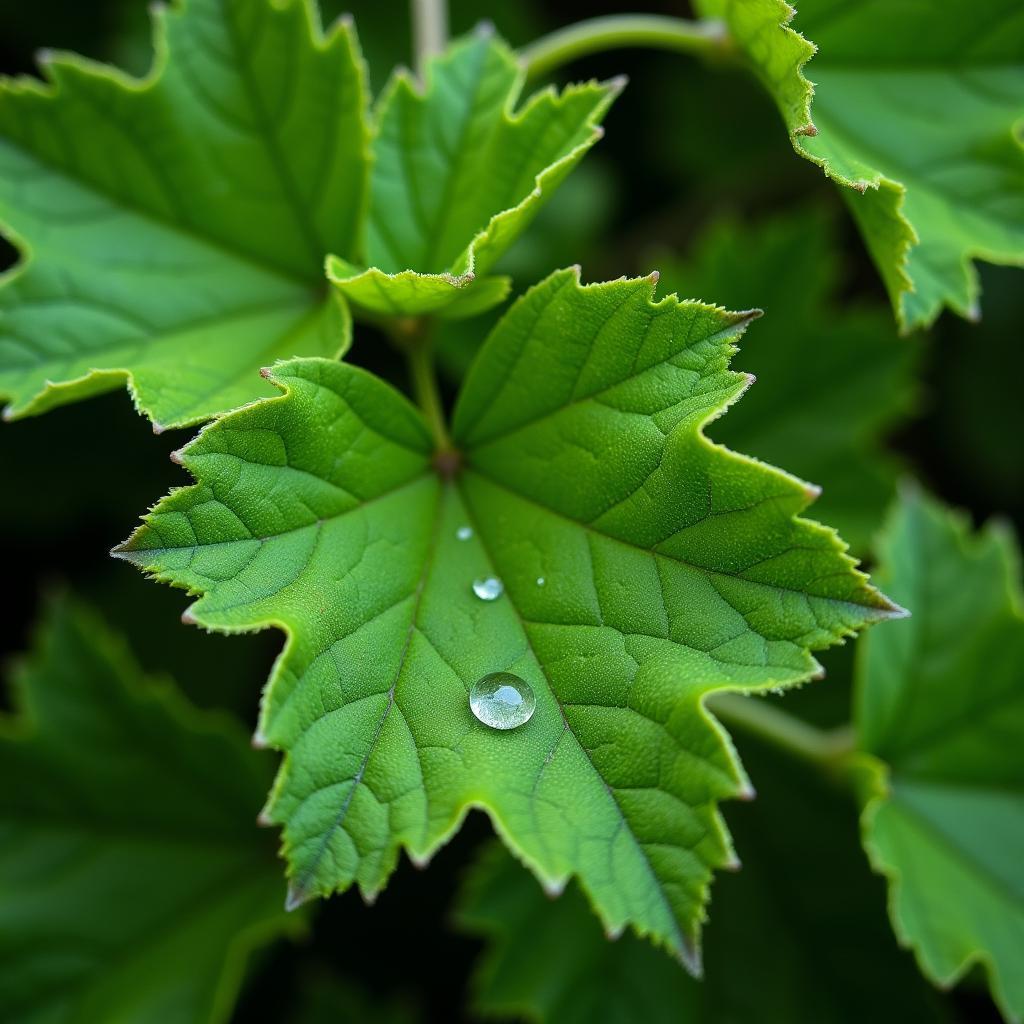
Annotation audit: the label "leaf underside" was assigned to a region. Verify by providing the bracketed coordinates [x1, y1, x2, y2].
[118, 269, 897, 969]
[0, 598, 289, 1024]
[856, 488, 1024, 1023]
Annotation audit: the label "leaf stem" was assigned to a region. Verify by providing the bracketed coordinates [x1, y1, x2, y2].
[709, 692, 855, 771]
[412, 0, 448, 81]
[520, 15, 733, 82]
[403, 321, 453, 456]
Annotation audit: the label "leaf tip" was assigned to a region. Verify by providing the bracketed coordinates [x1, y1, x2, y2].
[737, 780, 757, 802]
[541, 876, 567, 898]
[259, 366, 275, 380]
[647, 269, 660, 285]
[604, 922, 625, 941]
[408, 850, 432, 870]
[151, 421, 166, 435]
[169, 447, 185, 466]
[677, 937, 703, 979]
[880, 598, 911, 621]
[608, 73, 629, 95]
[256, 809, 273, 828]
[180, 606, 198, 626]
[474, 19, 496, 40]
[251, 729, 269, 750]
[722, 852, 742, 872]
[284, 885, 309, 913]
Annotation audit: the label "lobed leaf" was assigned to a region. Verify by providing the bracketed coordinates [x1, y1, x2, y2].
[326, 28, 620, 319]
[0, 598, 291, 1023]
[0, 0, 368, 428]
[457, 732, 947, 1023]
[117, 269, 898, 969]
[698, 0, 1024, 330]
[855, 487, 1024, 1022]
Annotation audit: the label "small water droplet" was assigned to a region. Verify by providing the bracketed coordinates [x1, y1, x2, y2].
[536, 576, 545, 586]
[470, 672, 536, 730]
[456, 525, 473, 541]
[472, 575, 503, 601]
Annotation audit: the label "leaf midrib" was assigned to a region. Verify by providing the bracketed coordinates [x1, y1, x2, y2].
[0, 69, 324, 291]
[454, 475, 692, 958]
[465, 466, 877, 615]
[884, 786, 1024, 914]
[287, 480, 444, 896]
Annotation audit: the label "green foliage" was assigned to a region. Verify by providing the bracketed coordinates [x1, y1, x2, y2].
[458, 731, 946, 1023]
[0, 0, 365, 428]
[699, 0, 1024, 330]
[0, 598, 290, 1023]
[2, 1, 1021, 1019]
[854, 488, 1024, 1022]
[116, 269, 895, 968]
[658, 210, 917, 552]
[0, 3, 613, 425]
[327, 28, 619, 319]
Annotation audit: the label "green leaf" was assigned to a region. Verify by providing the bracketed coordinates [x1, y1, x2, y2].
[326, 29, 619, 319]
[855, 487, 1024, 1022]
[457, 732, 948, 1024]
[0, 0, 367, 428]
[658, 209, 918, 553]
[697, 0, 1024, 330]
[0, 597, 291, 1023]
[116, 269, 897, 968]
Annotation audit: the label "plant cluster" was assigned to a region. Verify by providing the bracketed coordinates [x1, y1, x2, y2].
[0, 1, 1021, 1021]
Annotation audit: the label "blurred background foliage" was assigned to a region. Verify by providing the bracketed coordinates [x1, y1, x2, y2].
[0, 1, 1018, 1021]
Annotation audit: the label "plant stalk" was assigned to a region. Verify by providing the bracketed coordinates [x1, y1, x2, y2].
[404, 323, 453, 455]
[709, 692, 856, 771]
[521, 15, 732, 82]
[412, 0, 448, 81]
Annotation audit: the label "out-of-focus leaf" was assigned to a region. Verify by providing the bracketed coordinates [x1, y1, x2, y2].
[697, 0, 1024, 330]
[0, 598, 291, 1023]
[856, 487, 1024, 1022]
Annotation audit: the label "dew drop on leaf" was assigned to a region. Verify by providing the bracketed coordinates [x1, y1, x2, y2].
[536, 576, 545, 586]
[469, 672, 536, 730]
[456, 525, 473, 541]
[472, 575, 503, 601]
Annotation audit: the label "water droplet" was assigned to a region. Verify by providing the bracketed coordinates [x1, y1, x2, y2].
[470, 672, 536, 730]
[536, 576, 545, 586]
[472, 575, 503, 601]
[456, 525, 473, 541]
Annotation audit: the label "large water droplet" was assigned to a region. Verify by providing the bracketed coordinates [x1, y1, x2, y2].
[536, 576, 546, 586]
[472, 575, 503, 601]
[456, 525, 473, 541]
[470, 672, 536, 730]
